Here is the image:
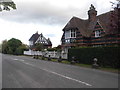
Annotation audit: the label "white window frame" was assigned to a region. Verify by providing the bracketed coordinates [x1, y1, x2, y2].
[65, 29, 76, 39]
[71, 29, 76, 38]
[65, 30, 71, 39]
[95, 30, 101, 38]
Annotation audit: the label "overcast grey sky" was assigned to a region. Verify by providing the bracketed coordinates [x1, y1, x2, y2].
[0, 0, 116, 47]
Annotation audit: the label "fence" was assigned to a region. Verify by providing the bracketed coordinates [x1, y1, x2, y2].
[24, 50, 68, 59]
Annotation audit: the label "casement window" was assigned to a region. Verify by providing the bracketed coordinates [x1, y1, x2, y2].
[29, 41, 33, 45]
[65, 29, 76, 39]
[95, 30, 101, 37]
[65, 31, 71, 39]
[71, 30, 76, 38]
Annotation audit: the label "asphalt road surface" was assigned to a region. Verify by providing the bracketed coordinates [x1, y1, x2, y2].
[2, 54, 118, 88]
[0, 53, 2, 89]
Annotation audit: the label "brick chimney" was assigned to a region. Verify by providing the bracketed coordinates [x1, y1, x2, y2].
[88, 4, 97, 21]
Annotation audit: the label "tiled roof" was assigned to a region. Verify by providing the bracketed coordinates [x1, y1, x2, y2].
[29, 32, 52, 46]
[29, 32, 40, 42]
[63, 11, 118, 37]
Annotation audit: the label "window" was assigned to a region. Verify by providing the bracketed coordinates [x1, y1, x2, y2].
[71, 30, 76, 38]
[65, 29, 76, 39]
[65, 31, 70, 39]
[95, 30, 101, 37]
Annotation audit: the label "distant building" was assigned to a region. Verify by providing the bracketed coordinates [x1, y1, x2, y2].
[29, 31, 52, 50]
[61, 4, 120, 52]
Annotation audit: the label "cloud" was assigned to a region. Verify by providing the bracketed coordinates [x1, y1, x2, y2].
[0, 0, 116, 47]
[0, 0, 115, 26]
[0, 1, 83, 25]
[1, 0, 109, 25]
[45, 34, 56, 38]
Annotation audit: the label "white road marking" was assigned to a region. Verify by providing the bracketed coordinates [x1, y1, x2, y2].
[23, 62, 92, 87]
[42, 68, 92, 87]
[19, 59, 25, 62]
[24, 62, 34, 66]
[13, 59, 18, 60]
[13, 59, 24, 62]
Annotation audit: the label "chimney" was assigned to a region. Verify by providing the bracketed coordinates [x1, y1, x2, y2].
[88, 4, 97, 21]
[35, 31, 38, 34]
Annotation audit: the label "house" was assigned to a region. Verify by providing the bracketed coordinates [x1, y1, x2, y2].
[29, 31, 52, 50]
[61, 4, 120, 52]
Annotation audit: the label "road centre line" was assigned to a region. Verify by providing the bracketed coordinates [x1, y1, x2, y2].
[24, 62, 34, 66]
[23, 61, 92, 87]
[42, 68, 92, 87]
[13, 58, 25, 62]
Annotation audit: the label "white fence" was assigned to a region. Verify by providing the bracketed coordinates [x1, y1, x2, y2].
[24, 50, 42, 55]
[24, 50, 68, 59]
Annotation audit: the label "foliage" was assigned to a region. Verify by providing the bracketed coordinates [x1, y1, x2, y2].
[68, 47, 119, 68]
[15, 44, 29, 55]
[0, 0, 16, 11]
[47, 48, 57, 51]
[1, 38, 28, 55]
[1, 40, 9, 54]
[7, 38, 22, 54]
[47, 45, 62, 51]
[33, 43, 44, 51]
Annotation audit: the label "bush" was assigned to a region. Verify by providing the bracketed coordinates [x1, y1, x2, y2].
[68, 47, 119, 68]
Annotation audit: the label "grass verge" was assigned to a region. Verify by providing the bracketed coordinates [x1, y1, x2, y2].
[35, 56, 118, 73]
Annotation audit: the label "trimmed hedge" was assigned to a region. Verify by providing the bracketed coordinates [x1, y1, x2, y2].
[68, 47, 119, 68]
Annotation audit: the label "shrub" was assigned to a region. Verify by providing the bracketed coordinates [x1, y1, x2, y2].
[68, 47, 119, 68]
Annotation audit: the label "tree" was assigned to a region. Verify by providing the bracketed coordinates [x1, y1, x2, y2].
[1, 38, 28, 55]
[15, 44, 29, 55]
[0, 0, 16, 11]
[33, 43, 44, 51]
[1, 40, 9, 54]
[7, 38, 22, 54]
[47, 45, 62, 52]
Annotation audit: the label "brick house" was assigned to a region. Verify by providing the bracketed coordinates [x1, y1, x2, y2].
[61, 4, 120, 52]
[29, 32, 52, 50]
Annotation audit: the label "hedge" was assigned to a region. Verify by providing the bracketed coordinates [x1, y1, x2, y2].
[68, 47, 119, 68]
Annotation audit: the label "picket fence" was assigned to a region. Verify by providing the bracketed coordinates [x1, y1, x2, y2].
[24, 50, 68, 59]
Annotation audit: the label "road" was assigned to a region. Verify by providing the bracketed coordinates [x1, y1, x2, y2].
[2, 54, 118, 88]
[0, 53, 2, 89]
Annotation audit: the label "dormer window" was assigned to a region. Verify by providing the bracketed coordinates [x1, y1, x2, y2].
[65, 29, 76, 39]
[71, 30, 76, 38]
[95, 30, 101, 37]
[65, 30, 71, 39]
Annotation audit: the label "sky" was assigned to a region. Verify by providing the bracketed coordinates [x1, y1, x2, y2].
[0, 0, 116, 47]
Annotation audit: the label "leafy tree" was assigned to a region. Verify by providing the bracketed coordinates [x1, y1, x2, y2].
[7, 38, 22, 54]
[1, 40, 9, 54]
[33, 43, 44, 51]
[0, 0, 16, 11]
[15, 44, 29, 55]
[1, 38, 29, 55]
[56, 45, 62, 52]
[47, 48, 57, 51]
[47, 45, 62, 51]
